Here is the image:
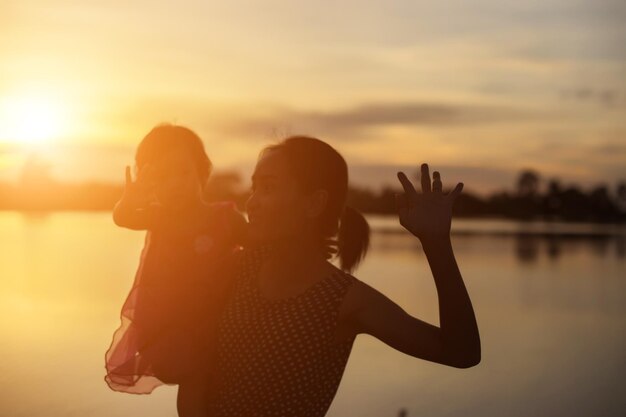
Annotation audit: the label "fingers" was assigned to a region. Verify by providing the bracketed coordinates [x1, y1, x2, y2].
[420, 163, 431, 193]
[396, 172, 418, 202]
[432, 171, 442, 193]
[447, 182, 464, 201]
[125, 165, 132, 186]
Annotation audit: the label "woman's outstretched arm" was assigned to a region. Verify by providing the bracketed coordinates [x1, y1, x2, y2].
[340, 163, 480, 368]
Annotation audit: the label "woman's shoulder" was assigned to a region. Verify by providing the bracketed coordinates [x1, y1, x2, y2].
[332, 268, 379, 324]
[329, 267, 375, 340]
[326, 262, 360, 285]
[323, 264, 365, 303]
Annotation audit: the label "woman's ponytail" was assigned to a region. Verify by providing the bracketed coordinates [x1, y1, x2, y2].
[337, 206, 370, 273]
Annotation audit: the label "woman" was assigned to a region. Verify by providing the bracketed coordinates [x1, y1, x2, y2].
[189, 136, 480, 416]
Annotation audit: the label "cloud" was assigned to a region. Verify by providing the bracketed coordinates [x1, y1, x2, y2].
[217, 101, 539, 139]
[560, 88, 626, 107]
[590, 141, 626, 155]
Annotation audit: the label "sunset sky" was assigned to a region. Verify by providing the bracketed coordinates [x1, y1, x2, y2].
[1, 0, 624, 195]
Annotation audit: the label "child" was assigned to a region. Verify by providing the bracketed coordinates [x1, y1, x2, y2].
[104, 124, 246, 412]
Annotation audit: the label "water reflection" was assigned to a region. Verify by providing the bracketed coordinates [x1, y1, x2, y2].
[371, 219, 625, 265]
[616, 236, 626, 258]
[515, 235, 540, 263]
[546, 236, 561, 260]
[1, 212, 625, 417]
[513, 235, 623, 264]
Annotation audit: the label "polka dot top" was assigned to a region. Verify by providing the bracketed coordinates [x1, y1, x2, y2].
[207, 244, 358, 417]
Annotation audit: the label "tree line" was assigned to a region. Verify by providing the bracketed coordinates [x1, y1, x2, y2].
[0, 160, 624, 223]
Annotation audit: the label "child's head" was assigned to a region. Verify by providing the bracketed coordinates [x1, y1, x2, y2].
[135, 123, 212, 208]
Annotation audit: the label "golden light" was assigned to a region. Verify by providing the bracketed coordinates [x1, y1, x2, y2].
[0, 93, 69, 145]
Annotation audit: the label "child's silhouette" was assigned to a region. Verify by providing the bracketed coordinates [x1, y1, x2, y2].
[104, 124, 246, 416]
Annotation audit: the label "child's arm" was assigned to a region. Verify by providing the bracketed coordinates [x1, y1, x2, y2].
[113, 165, 160, 230]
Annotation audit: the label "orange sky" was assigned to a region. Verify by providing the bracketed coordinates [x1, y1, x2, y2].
[1, 0, 624, 194]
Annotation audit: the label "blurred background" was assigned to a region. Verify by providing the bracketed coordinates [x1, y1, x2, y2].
[1, 1, 625, 416]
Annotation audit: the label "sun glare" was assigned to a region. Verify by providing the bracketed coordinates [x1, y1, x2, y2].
[0, 94, 69, 145]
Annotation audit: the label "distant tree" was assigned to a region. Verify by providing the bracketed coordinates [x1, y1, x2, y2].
[617, 181, 626, 211]
[588, 184, 620, 222]
[547, 179, 562, 195]
[559, 186, 589, 221]
[516, 169, 540, 197]
[543, 178, 563, 219]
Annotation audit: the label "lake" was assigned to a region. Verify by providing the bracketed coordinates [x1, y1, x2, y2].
[1, 212, 625, 417]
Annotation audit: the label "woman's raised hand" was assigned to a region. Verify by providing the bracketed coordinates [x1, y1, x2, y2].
[395, 163, 463, 243]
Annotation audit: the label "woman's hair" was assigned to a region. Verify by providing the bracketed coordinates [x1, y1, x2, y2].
[135, 123, 212, 184]
[260, 135, 370, 273]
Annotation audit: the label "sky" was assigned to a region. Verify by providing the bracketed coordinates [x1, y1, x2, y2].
[1, 0, 624, 195]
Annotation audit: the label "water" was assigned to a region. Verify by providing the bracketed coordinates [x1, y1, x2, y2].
[1, 212, 625, 417]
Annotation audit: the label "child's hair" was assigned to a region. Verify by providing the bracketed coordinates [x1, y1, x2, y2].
[135, 123, 212, 184]
[259, 135, 370, 273]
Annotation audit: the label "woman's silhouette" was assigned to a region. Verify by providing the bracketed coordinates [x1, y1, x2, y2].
[184, 136, 480, 416]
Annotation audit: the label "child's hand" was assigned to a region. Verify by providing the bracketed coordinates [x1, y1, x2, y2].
[113, 165, 158, 230]
[120, 164, 155, 209]
[395, 163, 463, 244]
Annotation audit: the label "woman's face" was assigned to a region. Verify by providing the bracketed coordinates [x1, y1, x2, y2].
[246, 149, 313, 244]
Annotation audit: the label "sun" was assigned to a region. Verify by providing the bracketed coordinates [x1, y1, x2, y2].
[0, 93, 68, 145]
